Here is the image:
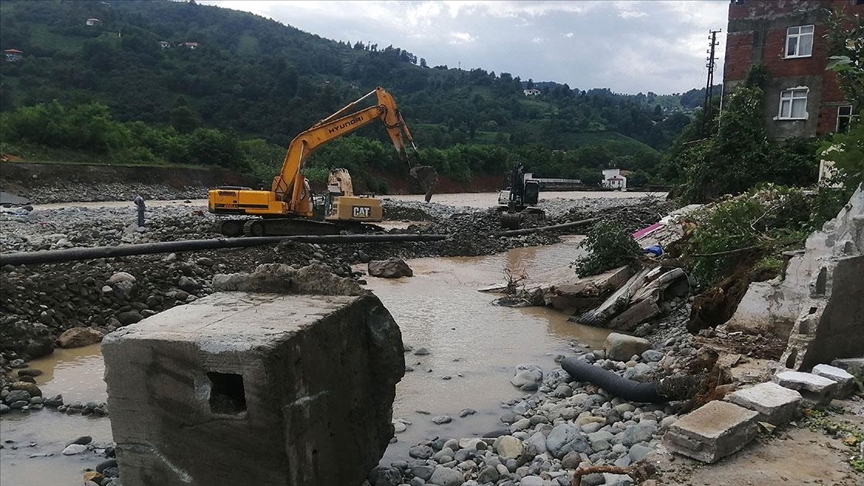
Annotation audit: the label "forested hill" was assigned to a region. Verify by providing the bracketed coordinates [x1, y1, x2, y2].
[0, 0, 711, 185]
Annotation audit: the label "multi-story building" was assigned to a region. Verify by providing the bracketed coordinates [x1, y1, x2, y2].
[723, 0, 862, 140]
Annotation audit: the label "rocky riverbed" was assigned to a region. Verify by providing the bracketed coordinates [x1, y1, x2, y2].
[0, 195, 667, 364]
[5, 190, 858, 486]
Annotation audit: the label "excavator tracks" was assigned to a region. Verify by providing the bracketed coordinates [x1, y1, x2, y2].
[217, 218, 341, 237]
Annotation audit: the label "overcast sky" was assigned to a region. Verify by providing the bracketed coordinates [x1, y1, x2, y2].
[200, 1, 729, 95]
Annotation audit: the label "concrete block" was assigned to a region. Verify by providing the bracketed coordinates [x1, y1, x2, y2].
[725, 382, 802, 425]
[662, 401, 758, 463]
[812, 364, 856, 399]
[773, 370, 838, 407]
[103, 291, 404, 486]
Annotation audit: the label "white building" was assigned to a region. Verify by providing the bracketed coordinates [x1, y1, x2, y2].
[602, 169, 627, 190]
[523, 88, 541, 97]
[85, 18, 102, 26]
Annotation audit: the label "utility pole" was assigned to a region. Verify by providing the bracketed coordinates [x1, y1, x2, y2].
[703, 29, 721, 136]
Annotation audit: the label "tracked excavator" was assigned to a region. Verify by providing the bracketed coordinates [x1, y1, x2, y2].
[499, 162, 542, 229]
[209, 87, 438, 236]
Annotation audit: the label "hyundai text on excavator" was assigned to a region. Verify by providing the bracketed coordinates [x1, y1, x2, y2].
[208, 87, 438, 236]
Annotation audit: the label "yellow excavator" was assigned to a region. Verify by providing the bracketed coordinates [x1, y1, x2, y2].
[208, 87, 438, 236]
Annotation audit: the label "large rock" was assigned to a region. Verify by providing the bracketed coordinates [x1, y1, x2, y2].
[604, 333, 651, 361]
[510, 364, 543, 391]
[428, 467, 464, 486]
[546, 424, 590, 459]
[102, 290, 404, 486]
[56, 327, 104, 348]
[10, 381, 42, 397]
[368, 258, 413, 278]
[663, 401, 758, 463]
[495, 435, 524, 460]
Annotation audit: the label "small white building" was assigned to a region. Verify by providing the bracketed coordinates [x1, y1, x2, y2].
[85, 18, 102, 26]
[523, 88, 541, 96]
[602, 168, 627, 190]
[158, 41, 171, 49]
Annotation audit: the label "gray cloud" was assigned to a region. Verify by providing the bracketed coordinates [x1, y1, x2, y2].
[202, 1, 728, 94]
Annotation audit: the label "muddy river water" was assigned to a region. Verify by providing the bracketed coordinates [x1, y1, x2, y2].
[1, 236, 611, 485]
[1, 192, 657, 485]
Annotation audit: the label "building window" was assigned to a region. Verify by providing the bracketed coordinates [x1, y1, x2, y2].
[778, 88, 808, 119]
[785, 25, 814, 58]
[837, 105, 854, 133]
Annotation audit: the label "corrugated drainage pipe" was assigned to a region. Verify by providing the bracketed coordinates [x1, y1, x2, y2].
[561, 357, 664, 403]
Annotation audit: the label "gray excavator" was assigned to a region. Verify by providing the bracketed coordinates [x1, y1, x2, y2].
[499, 162, 543, 229]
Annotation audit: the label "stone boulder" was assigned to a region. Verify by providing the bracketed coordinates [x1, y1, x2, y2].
[56, 327, 104, 348]
[368, 258, 413, 278]
[604, 333, 651, 361]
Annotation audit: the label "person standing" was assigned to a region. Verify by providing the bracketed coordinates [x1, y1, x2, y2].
[134, 194, 146, 228]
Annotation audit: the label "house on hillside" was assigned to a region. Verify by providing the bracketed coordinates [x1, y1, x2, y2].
[85, 18, 102, 26]
[523, 88, 541, 97]
[3, 49, 23, 62]
[602, 169, 627, 190]
[723, 0, 863, 140]
[181, 42, 199, 50]
[158, 41, 171, 49]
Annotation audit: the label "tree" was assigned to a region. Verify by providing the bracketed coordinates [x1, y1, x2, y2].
[170, 97, 201, 134]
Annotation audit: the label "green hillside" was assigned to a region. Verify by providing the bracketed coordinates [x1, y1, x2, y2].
[0, 0, 695, 186]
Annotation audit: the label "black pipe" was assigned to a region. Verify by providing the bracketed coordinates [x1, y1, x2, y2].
[561, 357, 664, 403]
[494, 217, 600, 237]
[0, 234, 448, 266]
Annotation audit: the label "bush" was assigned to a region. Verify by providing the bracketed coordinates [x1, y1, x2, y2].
[573, 220, 642, 277]
[681, 185, 814, 285]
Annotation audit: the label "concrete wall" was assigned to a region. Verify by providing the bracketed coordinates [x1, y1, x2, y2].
[725, 185, 863, 370]
[103, 291, 404, 486]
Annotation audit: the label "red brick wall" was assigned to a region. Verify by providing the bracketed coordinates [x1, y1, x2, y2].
[724, 32, 754, 81]
[723, 0, 862, 137]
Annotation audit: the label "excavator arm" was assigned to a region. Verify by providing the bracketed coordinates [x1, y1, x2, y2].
[273, 87, 436, 210]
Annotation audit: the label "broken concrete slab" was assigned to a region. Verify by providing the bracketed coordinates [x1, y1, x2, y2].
[663, 400, 758, 463]
[103, 291, 404, 486]
[812, 364, 855, 399]
[773, 370, 838, 407]
[725, 382, 802, 426]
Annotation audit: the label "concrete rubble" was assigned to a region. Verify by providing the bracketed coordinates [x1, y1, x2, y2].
[812, 364, 856, 399]
[102, 264, 405, 486]
[724, 382, 802, 426]
[726, 186, 864, 370]
[772, 370, 838, 408]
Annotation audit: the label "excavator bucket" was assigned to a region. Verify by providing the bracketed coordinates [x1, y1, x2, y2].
[409, 165, 439, 202]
